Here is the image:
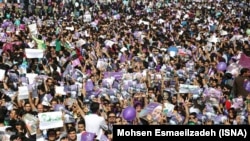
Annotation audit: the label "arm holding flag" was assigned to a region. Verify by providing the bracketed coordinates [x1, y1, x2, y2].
[75, 100, 85, 118]
[28, 91, 37, 111]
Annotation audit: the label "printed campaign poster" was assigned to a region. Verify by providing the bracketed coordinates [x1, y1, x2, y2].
[179, 84, 201, 94]
[38, 111, 63, 130]
[163, 103, 175, 116]
[22, 113, 38, 135]
[139, 102, 162, 121]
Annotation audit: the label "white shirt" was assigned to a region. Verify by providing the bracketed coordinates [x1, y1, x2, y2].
[84, 114, 108, 140]
[76, 133, 82, 141]
[0, 126, 11, 141]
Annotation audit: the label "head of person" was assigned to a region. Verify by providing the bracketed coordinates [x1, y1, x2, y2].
[151, 105, 162, 121]
[77, 120, 85, 133]
[188, 112, 198, 125]
[38, 35, 42, 40]
[115, 117, 122, 125]
[90, 102, 100, 114]
[24, 102, 32, 112]
[107, 111, 116, 124]
[67, 128, 77, 141]
[60, 136, 68, 141]
[37, 104, 44, 113]
[47, 129, 57, 141]
[10, 109, 18, 120]
[240, 68, 250, 77]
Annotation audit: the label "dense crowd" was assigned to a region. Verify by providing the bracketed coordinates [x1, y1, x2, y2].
[0, 0, 249, 141]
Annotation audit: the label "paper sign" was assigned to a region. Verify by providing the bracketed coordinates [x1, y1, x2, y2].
[96, 60, 108, 70]
[26, 73, 38, 84]
[18, 86, 29, 100]
[38, 111, 63, 130]
[0, 69, 5, 80]
[179, 84, 201, 94]
[55, 86, 66, 95]
[138, 20, 149, 25]
[28, 24, 38, 35]
[36, 137, 45, 141]
[113, 14, 121, 20]
[25, 49, 44, 58]
[104, 40, 115, 47]
[76, 39, 86, 47]
[83, 13, 92, 22]
[65, 26, 74, 31]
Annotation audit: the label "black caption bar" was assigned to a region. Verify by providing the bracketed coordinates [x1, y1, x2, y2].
[113, 125, 250, 141]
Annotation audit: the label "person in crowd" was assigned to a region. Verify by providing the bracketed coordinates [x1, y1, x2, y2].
[233, 68, 250, 99]
[84, 102, 108, 140]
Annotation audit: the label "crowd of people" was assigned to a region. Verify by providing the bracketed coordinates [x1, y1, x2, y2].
[0, 0, 249, 140]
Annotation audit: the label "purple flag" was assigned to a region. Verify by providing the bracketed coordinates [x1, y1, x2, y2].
[20, 77, 29, 84]
[203, 88, 222, 99]
[107, 89, 116, 96]
[92, 89, 101, 96]
[239, 53, 250, 69]
[113, 14, 121, 20]
[72, 69, 85, 81]
[121, 91, 130, 99]
[231, 97, 244, 109]
[63, 63, 73, 78]
[54, 104, 65, 111]
[69, 84, 78, 91]
[122, 84, 129, 91]
[102, 79, 110, 88]
[44, 94, 53, 102]
[85, 79, 94, 92]
[112, 81, 120, 89]
[120, 54, 127, 63]
[72, 58, 81, 67]
[100, 134, 109, 141]
[81, 132, 95, 141]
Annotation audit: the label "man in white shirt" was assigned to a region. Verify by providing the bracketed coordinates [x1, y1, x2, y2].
[84, 102, 108, 140]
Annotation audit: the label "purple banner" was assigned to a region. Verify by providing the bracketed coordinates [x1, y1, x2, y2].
[103, 72, 123, 80]
[239, 53, 250, 69]
[81, 132, 95, 141]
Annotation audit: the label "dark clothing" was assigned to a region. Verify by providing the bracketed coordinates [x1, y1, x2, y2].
[9, 119, 17, 129]
[233, 76, 250, 98]
[0, 63, 10, 75]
